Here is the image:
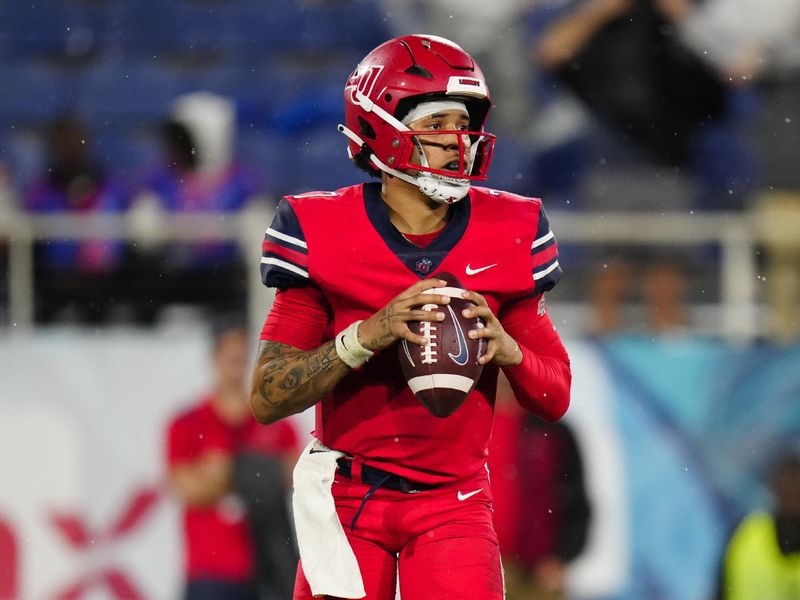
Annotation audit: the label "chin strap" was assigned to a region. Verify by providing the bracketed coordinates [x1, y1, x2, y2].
[338, 124, 470, 204]
[415, 174, 470, 204]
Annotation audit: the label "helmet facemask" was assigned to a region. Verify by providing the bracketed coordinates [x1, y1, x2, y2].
[339, 96, 495, 204]
[396, 127, 495, 203]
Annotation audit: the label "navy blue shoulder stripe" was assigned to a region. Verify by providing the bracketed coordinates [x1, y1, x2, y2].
[531, 204, 562, 294]
[261, 199, 310, 288]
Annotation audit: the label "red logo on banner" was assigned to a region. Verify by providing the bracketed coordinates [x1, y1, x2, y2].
[49, 485, 162, 600]
[0, 516, 18, 599]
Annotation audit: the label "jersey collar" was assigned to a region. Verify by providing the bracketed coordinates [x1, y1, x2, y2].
[362, 182, 470, 277]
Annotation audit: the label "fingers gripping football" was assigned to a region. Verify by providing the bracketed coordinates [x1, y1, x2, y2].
[460, 291, 523, 367]
[358, 278, 451, 351]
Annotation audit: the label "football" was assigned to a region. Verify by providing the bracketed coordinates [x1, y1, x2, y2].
[398, 272, 485, 417]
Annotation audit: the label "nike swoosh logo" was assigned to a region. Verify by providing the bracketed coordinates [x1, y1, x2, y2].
[457, 488, 483, 501]
[465, 263, 498, 276]
[446, 305, 469, 366]
[401, 339, 416, 367]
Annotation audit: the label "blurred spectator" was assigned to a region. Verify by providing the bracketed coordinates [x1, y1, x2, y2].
[21, 115, 129, 324]
[528, 0, 789, 338]
[587, 257, 633, 336]
[587, 254, 690, 336]
[540, 0, 800, 202]
[716, 444, 800, 599]
[534, 0, 723, 164]
[643, 256, 690, 334]
[530, 0, 759, 212]
[166, 316, 299, 600]
[489, 375, 592, 600]
[754, 191, 800, 345]
[129, 92, 264, 325]
[746, 5, 800, 344]
[674, 0, 800, 82]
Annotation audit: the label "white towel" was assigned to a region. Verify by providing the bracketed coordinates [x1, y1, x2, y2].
[292, 439, 366, 599]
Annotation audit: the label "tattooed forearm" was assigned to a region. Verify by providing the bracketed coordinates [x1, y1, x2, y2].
[258, 372, 277, 407]
[250, 340, 349, 424]
[363, 307, 396, 350]
[280, 367, 303, 390]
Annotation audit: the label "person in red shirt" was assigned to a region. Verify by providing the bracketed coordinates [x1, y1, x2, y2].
[489, 375, 591, 600]
[167, 317, 298, 600]
[250, 35, 572, 600]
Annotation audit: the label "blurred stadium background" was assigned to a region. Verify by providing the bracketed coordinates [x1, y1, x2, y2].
[1, 1, 800, 599]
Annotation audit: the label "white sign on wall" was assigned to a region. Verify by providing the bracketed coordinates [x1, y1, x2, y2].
[0, 329, 212, 600]
[0, 331, 626, 600]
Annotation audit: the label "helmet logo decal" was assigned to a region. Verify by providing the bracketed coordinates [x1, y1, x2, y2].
[349, 64, 384, 105]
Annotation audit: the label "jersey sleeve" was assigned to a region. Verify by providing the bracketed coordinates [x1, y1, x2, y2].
[166, 413, 224, 466]
[261, 198, 311, 289]
[499, 294, 571, 421]
[260, 286, 330, 350]
[166, 416, 194, 467]
[167, 406, 235, 467]
[531, 203, 562, 295]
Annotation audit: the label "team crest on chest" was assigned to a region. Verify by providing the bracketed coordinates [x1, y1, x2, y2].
[415, 258, 433, 275]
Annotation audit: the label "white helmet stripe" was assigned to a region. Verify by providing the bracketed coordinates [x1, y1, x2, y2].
[338, 123, 366, 147]
[413, 137, 430, 169]
[369, 153, 420, 187]
[354, 90, 409, 131]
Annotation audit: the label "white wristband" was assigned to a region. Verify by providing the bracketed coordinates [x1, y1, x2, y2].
[335, 320, 374, 368]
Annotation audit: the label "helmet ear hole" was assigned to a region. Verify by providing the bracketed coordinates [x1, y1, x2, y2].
[358, 116, 376, 140]
[354, 146, 381, 178]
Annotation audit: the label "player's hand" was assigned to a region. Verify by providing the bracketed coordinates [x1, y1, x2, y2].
[358, 279, 450, 351]
[461, 291, 523, 368]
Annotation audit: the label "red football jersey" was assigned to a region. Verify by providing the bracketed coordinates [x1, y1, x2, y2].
[167, 397, 297, 581]
[260, 182, 561, 485]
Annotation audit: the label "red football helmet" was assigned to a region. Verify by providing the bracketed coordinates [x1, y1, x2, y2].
[339, 34, 495, 204]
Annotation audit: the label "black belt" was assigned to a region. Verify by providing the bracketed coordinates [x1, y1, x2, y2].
[336, 458, 438, 494]
[335, 458, 439, 530]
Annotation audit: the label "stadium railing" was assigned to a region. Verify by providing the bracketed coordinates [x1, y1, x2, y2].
[0, 206, 761, 342]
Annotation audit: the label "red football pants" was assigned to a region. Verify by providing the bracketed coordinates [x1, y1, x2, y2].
[293, 467, 503, 600]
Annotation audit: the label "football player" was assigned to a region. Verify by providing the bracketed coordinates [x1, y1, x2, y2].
[250, 34, 572, 600]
